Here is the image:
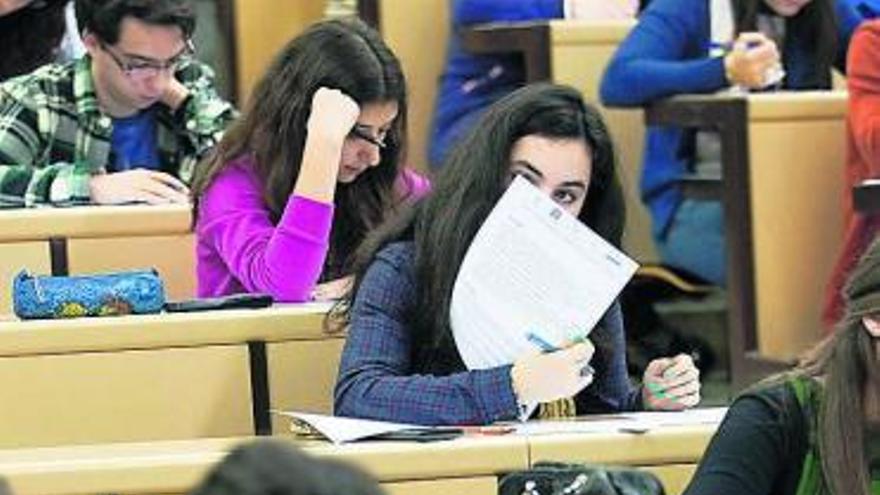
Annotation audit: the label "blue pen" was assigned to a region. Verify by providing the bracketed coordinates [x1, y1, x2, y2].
[525, 331, 595, 378]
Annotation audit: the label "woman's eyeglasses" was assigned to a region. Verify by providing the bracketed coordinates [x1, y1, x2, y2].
[100, 40, 195, 81]
[348, 125, 388, 149]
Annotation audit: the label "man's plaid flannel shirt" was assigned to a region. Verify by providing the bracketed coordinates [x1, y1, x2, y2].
[0, 56, 237, 206]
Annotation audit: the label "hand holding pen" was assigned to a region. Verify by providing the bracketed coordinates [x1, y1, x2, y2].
[510, 333, 595, 405]
[641, 353, 701, 411]
[722, 32, 782, 90]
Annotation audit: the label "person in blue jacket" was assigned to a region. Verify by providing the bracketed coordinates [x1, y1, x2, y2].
[428, 0, 564, 170]
[600, 0, 863, 286]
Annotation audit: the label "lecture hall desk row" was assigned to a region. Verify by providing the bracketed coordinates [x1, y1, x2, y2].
[0, 424, 716, 495]
[0, 304, 342, 449]
[0, 204, 195, 315]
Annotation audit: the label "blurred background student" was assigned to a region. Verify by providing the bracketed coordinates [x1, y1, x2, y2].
[334, 84, 700, 426]
[427, 0, 638, 170]
[193, 19, 428, 303]
[600, 0, 863, 286]
[190, 439, 387, 495]
[683, 234, 880, 495]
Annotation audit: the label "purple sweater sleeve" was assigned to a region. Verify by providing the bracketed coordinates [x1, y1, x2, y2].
[197, 158, 333, 302]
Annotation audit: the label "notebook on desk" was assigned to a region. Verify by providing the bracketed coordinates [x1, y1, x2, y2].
[272, 411, 464, 444]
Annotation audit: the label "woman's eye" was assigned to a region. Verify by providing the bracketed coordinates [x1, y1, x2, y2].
[553, 190, 577, 204]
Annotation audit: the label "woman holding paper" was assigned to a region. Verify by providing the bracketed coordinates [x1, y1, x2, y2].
[683, 236, 880, 495]
[333, 83, 701, 426]
[599, 0, 863, 287]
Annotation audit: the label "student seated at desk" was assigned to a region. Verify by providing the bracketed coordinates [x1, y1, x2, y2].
[825, 19, 880, 330]
[0, 0, 237, 208]
[600, 0, 863, 286]
[190, 439, 386, 495]
[333, 83, 700, 426]
[192, 19, 428, 303]
[427, 0, 638, 170]
[683, 236, 880, 495]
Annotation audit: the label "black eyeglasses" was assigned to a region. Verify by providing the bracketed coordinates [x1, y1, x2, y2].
[100, 40, 195, 81]
[348, 125, 388, 149]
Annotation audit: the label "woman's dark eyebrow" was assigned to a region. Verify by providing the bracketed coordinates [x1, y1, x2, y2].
[511, 161, 543, 177]
[559, 181, 587, 190]
[512, 161, 587, 189]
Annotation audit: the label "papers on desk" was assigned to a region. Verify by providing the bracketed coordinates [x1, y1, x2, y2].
[272, 411, 463, 444]
[450, 176, 639, 370]
[513, 407, 728, 436]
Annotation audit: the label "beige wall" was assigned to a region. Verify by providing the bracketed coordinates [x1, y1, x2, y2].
[233, 0, 326, 103]
[379, 0, 449, 172]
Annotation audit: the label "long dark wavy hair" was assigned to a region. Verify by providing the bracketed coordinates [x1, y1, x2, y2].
[759, 237, 880, 495]
[192, 18, 407, 279]
[0, 0, 68, 81]
[733, 0, 840, 88]
[334, 83, 625, 369]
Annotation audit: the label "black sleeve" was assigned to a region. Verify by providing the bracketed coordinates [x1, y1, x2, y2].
[682, 384, 807, 495]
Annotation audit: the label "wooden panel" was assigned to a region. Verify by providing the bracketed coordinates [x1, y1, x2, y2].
[0, 436, 529, 495]
[233, 0, 325, 102]
[384, 477, 497, 495]
[0, 242, 51, 315]
[549, 20, 655, 262]
[642, 464, 697, 495]
[267, 338, 347, 432]
[379, 0, 449, 172]
[67, 234, 196, 301]
[0, 345, 253, 448]
[748, 95, 847, 360]
[528, 426, 714, 465]
[0, 205, 190, 242]
[0, 304, 331, 356]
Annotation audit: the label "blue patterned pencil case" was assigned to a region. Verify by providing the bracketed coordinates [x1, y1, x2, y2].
[12, 269, 166, 320]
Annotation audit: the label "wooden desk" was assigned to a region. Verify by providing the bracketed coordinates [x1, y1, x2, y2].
[646, 91, 848, 388]
[0, 435, 530, 495]
[0, 304, 342, 448]
[0, 423, 717, 495]
[460, 20, 656, 262]
[853, 181, 880, 213]
[0, 205, 195, 314]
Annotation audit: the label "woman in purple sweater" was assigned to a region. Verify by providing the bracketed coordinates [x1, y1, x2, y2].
[191, 19, 428, 302]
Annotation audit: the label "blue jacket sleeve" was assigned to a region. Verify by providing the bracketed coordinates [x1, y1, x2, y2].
[333, 243, 520, 426]
[600, 0, 727, 107]
[834, 0, 866, 74]
[576, 301, 642, 413]
[453, 0, 563, 25]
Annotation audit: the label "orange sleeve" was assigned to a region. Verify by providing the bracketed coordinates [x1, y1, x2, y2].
[848, 20, 880, 176]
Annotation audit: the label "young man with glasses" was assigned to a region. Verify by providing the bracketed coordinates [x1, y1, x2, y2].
[0, 0, 236, 207]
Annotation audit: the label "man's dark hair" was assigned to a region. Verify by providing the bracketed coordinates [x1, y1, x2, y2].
[75, 0, 195, 44]
[189, 440, 387, 495]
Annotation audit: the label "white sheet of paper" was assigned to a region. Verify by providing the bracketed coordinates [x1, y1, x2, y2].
[513, 407, 728, 436]
[273, 411, 434, 444]
[450, 176, 639, 370]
